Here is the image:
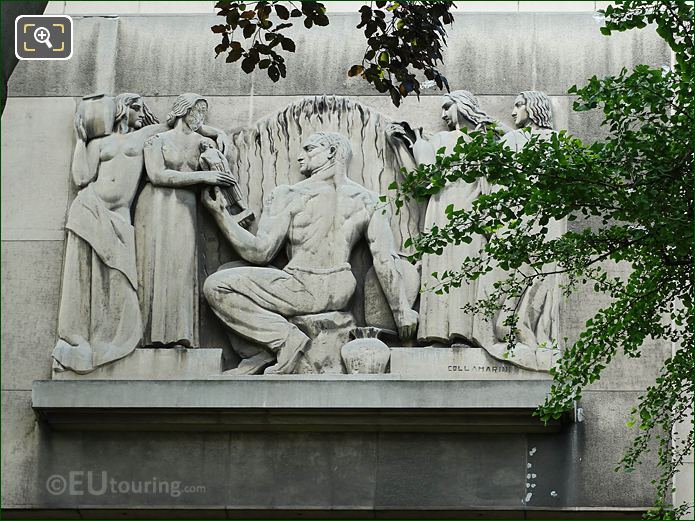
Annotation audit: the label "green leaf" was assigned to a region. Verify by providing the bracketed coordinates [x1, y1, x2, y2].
[275, 4, 290, 20]
[241, 56, 255, 73]
[280, 37, 296, 52]
[348, 64, 364, 77]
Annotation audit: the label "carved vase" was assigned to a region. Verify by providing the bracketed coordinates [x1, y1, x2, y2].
[76, 94, 116, 140]
[341, 327, 391, 374]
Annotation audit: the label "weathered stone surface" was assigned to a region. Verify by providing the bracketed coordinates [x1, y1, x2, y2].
[226, 432, 378, 509]
[5, 388, 656, 514]
[8, 14, 669, 98]
[33, 379, 554, 411]
[517, 1, 596, 11]
[1, 391, 40, 507]
[571, 391, 660, 507]
[1, 97, 75, 241]
[374, 432, 527, 508]
[292, 312, 356, 374]
[53, 348, 222, 380]
[567, 98, 612, 143]
[1, 241, 62, 391]
[33, 378, 557, 435]
[364, 258, 420, 331]
[35, 422, 232, 509]
[390, 347, 552, 380]
[674, 461, 695, 518]
[1, 510, 83, 519]
[60, 1, 217, 15]
[9, 17, 118, 97]
[560, 260, 671, 391]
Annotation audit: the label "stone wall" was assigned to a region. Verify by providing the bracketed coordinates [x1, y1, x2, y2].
[1, 7, 675, 517]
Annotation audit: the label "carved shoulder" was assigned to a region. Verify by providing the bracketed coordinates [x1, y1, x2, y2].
[143, 133, 164, 149]
[263, 184, 295, 215]
[343, 180, 381, 213]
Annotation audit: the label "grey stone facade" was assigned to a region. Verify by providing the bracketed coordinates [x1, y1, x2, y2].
[1, 6, 674, 518]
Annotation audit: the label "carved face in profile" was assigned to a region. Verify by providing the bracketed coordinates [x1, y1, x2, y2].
[127, 98, 144, 129]
[184, 100, 208, 132]
[297, 135, 335, 177]
[441, 99, 459, 130]
[512, 95, 531, 128]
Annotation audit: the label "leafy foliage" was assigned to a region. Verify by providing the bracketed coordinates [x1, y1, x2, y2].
[392, 0, 693, 516]
[213, 1, 328, 81]
[349, 1, 454, 106]
[213, 1, 454, 105]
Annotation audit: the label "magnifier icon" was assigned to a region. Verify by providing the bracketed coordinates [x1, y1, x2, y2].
[33, 26, 53, 49]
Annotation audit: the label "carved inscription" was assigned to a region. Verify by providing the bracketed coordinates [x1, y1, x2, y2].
[447, 364, 513, 373]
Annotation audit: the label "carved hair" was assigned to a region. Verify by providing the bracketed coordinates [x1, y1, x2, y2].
[166, 93, 208, 128]
[113, 93, 157, 133]
[309, 132, 353, 164]
[519, 91, 553, 129]
[443, 90, 494, 130]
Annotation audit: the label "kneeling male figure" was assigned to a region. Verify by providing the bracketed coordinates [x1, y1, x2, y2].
[203, 132, 418, 375]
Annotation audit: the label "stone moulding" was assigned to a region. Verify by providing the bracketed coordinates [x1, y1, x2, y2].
[32, 379, 560, 433]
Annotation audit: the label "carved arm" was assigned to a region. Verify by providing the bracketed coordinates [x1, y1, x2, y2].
[366, 200, 418, 338]
[203, 186, 289, 265]
[143, 136, 233, 188]
[71, 138, 100, 188]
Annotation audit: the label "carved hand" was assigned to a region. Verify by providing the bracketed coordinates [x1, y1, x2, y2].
[201, 170, 235, 187]
[385, 123, 413, 146]
[74, 112, 88, 142]
[202, 187, 227, 216]
[394, 308, 419, 339]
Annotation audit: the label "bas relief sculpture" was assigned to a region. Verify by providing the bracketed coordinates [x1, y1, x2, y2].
[387, 90, 561, 371]
[488, 91, 563, 371]
[52, 93, 153, 374]
[134, 93, 234, 347]
[198, 138, 254, 228]
[53, 93, 228, 372]
[203, 132, 417, 375]
[52, 90, 562, 377]
[387, 90, 502, 348]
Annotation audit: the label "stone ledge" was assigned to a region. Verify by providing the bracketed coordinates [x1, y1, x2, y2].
[390, 347, 554, 380]
[0, 508, 649, 519]
[32, 379, 559, 433]
[52, 347, 222, 380]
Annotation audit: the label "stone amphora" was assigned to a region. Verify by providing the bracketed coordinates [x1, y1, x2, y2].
[341, 327, 391, 374]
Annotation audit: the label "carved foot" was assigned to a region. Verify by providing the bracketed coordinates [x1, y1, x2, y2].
[52, 357, 67, 373]
[264, 328, 309, 375]
[225, 351, 275, 375]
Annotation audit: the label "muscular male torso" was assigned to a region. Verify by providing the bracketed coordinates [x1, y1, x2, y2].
[277, 177, 378, 270]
